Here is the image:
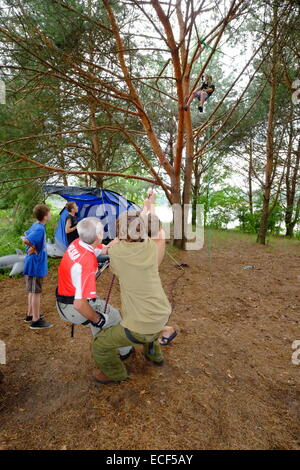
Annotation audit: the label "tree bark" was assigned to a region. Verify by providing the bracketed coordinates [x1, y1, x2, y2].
[257, 5, 278, 245]
[89, 103, 103, 188]
[285, 139, 300, 237]
[248, 137, 253, 215]
[192, 159, 201, 227]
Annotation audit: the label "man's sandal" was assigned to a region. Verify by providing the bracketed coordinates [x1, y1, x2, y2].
[159, 331, 178, 346]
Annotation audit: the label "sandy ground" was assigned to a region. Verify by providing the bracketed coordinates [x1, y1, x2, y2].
[0, 232, 299, 450]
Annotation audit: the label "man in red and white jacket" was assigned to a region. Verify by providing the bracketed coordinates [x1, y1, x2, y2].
[56, 217, 132, 358]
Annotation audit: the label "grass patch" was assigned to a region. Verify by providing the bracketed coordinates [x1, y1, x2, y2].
[204, 228, 256, 249]
[0, 269, 21, 281]
[204, 228, 300, 254]
[265, 236, 300, 253]
[0, 220, 24, 256]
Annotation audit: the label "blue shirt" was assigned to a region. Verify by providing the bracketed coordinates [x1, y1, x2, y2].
[23, 222, 48, 277]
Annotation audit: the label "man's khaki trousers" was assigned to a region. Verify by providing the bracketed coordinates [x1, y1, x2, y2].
[92, 324, 163, 382]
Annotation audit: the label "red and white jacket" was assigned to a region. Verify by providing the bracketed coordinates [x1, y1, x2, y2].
[58, 238, 99, 299]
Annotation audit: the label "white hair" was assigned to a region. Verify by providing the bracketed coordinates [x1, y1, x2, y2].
[77, 217, 103, 245]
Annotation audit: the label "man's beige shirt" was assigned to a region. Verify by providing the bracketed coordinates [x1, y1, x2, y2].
[109, 238, 171, 334]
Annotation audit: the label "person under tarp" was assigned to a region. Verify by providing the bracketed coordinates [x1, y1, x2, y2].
[65, 201, 79, 246]
[43, 185, 140, 252]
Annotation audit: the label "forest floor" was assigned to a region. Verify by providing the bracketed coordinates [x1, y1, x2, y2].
[0, 230, 300, 450]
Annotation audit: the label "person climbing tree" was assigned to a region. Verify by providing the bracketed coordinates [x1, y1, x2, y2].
[184, 73, 215, 113]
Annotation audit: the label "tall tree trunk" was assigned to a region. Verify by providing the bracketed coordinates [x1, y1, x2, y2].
[248, 137, 253, 215]
[172, 1, 189, 249]
[171, 173, 183, 249]
[58, 150, 68, 186]
[257, 6, 278, 244]
[192, 159, 201, 226]
[287, 197, 300, 236]
[89, 103, 103, 188]
[56, 87, 68, 186]
[181, 113, 194, 249]
[285, 136, 300, 237]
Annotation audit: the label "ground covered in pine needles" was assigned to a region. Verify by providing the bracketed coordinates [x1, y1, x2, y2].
[0, 231, 299, 450]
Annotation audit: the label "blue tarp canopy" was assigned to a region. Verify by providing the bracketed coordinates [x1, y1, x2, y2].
[43, 185, 140, 249]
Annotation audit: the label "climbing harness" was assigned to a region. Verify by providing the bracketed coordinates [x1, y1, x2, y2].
[67, 259, 112, 338]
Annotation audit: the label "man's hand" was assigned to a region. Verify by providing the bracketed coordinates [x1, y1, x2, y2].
[73, 298, 101, 322]
[91, 312, 106, 329]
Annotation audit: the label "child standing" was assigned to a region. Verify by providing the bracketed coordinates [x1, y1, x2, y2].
[65, 201, 79, 246]
[23, 204, 53, 330]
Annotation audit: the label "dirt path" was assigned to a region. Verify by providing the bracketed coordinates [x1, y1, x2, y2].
[0, 233, 299, 450]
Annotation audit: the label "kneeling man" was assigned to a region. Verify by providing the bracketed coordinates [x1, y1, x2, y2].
[56, 216, 131, 358]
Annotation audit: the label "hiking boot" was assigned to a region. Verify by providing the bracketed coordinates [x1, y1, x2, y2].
[93, 369, 126, 385]
[29, 319, 53, 330]
[198, 106, 203, 113]
[24, 313, 45, 323]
